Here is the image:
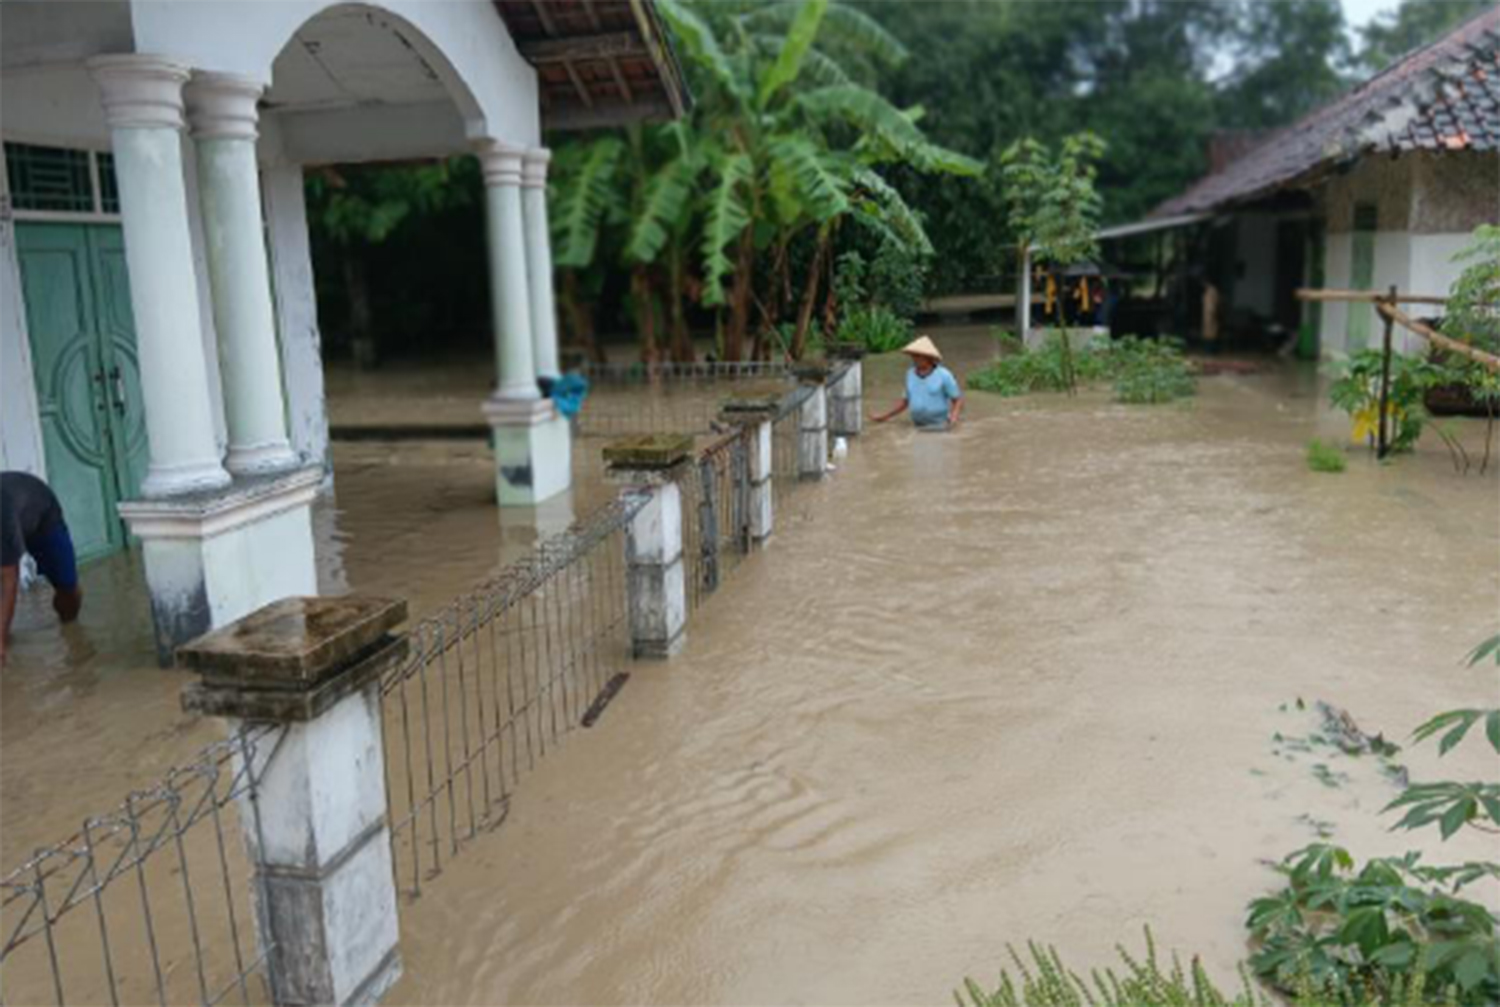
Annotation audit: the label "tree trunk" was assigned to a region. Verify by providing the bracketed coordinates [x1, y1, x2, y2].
[792, 228, 830, 360]
[558, 270, 604, 364]
[668, 244, 694, 363]
[633, 266, 660, 365]
[344, 254, 377, 371]
[725, 229, 755, 362]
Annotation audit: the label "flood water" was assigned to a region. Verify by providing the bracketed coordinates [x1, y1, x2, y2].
[3, 329, 1498, 1004]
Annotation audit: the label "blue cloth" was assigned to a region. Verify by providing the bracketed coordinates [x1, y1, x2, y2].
[29, 522, 77, 592]
[904, 365, 962, 428]
[549, 373, 590, 418]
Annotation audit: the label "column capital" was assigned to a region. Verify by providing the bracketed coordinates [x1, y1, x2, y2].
[186, 71, 266, 141]
[89, 54, 192, 131]
[521, 147, 552, 189]
[475, 140, 525, 187]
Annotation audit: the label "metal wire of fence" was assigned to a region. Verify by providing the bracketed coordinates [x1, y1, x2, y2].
[772, 383, 815, 513]
[0, 727, 282, 1007]
[676, 429, 752, 616]
[378, 494, 645, 902]
[578, 361, 792, 385]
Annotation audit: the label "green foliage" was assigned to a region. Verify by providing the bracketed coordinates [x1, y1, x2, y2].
[967, 336, 1194, 405]
[1110, 337, 1196, 404]
[1305, 440, 1347, 474]
[864, 239, 926, 320]
[1247, 638, 1500, 1005]
[836, 304, 910, 353]
[1327, 351, 1440, 454]
[1357, 0, 1497, 72]
[956, 928, 1267, 1007]
[1443, 225, 1500, 355]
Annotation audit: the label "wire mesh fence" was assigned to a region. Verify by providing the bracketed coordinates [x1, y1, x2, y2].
[772, 383, 815, 513]
[578, 361, 792, 385]
[378, 494, 644, 901]
[677, 429, 752, 615]
[0, 727, 281, 1007]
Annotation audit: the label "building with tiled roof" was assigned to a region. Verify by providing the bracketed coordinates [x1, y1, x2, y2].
[1099, 7, 1499, 361]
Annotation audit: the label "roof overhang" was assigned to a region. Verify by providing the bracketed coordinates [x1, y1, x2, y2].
[493, 0, 690, 132]
[1096, 213, 1212, 242]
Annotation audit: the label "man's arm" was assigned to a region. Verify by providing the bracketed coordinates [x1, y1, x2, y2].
[948, 395, 964, 427]
[1, 565, 18, 663]
[871, 399, 909, 423]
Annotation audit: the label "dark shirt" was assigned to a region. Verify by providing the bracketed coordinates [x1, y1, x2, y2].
[1, 472, 64, 567]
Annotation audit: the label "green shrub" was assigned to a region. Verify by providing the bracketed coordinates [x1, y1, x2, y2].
[967, 335, 1194, 405]
[1109, 337, 1196, 404]
[1247, 637, 1500, 1005]
[956, 929, 1266, 1007]
[1306, 439, 1347, 473]
[992, 328, 1024, 356]
[1328, 350, 1438, 454]
[838, 305, 912, 354]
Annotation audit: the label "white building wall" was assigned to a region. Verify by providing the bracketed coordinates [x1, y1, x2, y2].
[263, 164, 331, 480]
[129, 0, 541, 146]
[0, 164, 47, 476]
[1322, 231, 1353, 358]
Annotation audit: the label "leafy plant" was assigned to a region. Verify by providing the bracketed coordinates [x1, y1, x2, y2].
[1327, 350, 1438, 454]
[967, 335, 1194, 405]
[837, 304, 911, 353]
[1110, 337, 1196, 404]
[956, 928, 1267, 1007]
[1000, 133, 1107, 395]
[1306, 439, 1347, 474]
[1246, 638, 1500, 1004]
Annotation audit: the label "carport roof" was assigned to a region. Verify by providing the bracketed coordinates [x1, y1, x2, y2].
[493, 0, 689, 132]
[1149, 6, 1500, 219]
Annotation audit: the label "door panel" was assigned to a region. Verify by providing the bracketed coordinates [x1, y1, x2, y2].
[1348, 204, 1377, 352]
[88, 228, 149, 502]
[14, 224, 122, 561]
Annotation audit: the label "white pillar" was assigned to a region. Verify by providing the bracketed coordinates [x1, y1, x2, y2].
[521, 148, 561, 382]
[1017, 246, 1033, 348]
[477, 140, 538, 401]
[477, 139, 571, 506]
[186, 72, 299, 476]
[828, 353, 865, 438]
[89, 55, 229, 497]
[798, 381, 829, 480]
[180, 597, 406, 1007]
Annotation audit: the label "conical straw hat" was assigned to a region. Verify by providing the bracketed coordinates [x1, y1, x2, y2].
[901, 335, 942, 361]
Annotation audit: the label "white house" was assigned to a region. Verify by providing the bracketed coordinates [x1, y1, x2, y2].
[1073, 7, 1499, 357]
[0, 0, 687, 661]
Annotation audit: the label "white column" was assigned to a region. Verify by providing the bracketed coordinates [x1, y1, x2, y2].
[798, 382, 829, 480]
[521, 148, 562, 382]
[477, 140, 538, 401]
[89, 55, 229, 497]
[1017, 246, 1033, 348]
[186, 72, 299, 476]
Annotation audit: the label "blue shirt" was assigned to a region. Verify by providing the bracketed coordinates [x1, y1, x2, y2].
[904, 365, 962, 427]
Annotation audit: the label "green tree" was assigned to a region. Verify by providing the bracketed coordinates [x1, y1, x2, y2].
[1357, 0, 1497, 71]
[1000, 133, 1107, 395]
[1217, 0, 1350, 130]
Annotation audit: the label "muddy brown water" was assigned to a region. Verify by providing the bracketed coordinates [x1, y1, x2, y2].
[3, 330, 1498, 1004]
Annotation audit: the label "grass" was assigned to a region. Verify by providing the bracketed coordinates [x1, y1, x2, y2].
[1305, 439, 1347, 473]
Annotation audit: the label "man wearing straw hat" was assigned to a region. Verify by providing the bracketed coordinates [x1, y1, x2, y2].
[871, 335, 964, 430]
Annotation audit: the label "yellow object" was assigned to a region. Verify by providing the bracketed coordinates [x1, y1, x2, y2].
[901, 336, 943, 361]
[1044, 275, 1057, 316]
[1076, 279, 1092, 312]
[1351, 402, 1403, 443]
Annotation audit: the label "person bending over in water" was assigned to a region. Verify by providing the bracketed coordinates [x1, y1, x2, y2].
[1, 472, 83, 665]
[871, 335, 964, 430]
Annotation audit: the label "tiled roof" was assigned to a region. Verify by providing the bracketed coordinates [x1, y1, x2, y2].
[1150, 6, 1500, 218]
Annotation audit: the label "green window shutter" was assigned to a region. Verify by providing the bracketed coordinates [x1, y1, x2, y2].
[97, 153, 120, 214]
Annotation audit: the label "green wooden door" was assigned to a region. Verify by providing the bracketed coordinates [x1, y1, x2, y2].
[1347, 204, 1377, 352]
[15, 223, 149, 562]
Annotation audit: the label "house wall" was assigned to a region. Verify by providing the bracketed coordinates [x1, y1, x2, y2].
[1315, 151, 1498, 359]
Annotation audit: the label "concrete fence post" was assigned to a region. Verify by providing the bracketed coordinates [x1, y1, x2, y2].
[604, 436, 690, 659]
[721, 397, 779, 544]
[827, 344, 866, 438]
[178, 596, 410, 1007]
[793, 366, 830, 481]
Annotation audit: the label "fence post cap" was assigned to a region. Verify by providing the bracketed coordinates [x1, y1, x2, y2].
[603, 434, 694, 471]
[792, 363, 832, 384]
[178, 596, 408, 722]
[720, 395, 782, 421]
[827, 342, 868, 361]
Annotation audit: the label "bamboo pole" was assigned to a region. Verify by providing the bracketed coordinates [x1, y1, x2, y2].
[1377, 302, 1500, 372]
[1296, 288, 1450, 305]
